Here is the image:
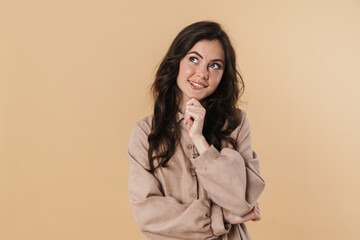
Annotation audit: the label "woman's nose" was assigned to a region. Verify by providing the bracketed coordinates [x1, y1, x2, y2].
[196, 65, 209, 80]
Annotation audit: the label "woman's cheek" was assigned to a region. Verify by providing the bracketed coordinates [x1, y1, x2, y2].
[186, 65, 196, 75]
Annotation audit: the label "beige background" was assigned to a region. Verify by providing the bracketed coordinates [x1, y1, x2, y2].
[1, 0, 360, 239]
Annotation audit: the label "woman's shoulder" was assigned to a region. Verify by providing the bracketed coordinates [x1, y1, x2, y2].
[234, 108, 248, 126]
[128, 114, 154, 147]
[231, 108, 252, 139]
[133, 114, 154, 134]
[128, 114, 154, 170]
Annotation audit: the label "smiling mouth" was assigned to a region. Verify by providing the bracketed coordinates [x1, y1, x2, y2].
[188, 80, 207, 88]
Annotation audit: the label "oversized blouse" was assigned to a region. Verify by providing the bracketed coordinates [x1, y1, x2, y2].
[127, 109, 265, 240]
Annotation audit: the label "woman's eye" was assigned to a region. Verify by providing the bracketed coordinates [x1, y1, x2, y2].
[189, 56, 199, 63]
[210, 63, 220, 69]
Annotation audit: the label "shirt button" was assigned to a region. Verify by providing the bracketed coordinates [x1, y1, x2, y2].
[189, 167, 196, 176]
[192, 193, 197, 198]
[187, 144, 193, 149]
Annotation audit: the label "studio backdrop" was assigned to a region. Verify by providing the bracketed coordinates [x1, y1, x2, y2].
[1, 0, 359, 239]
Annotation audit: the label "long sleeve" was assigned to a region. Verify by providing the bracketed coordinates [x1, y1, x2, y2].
[127, 121, 230, 240]
[191, 110, 265, 217]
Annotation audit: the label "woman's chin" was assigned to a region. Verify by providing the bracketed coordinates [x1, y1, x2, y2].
[187, 94, 204, 101]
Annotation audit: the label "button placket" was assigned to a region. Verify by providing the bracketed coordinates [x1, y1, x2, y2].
[185, 142, 199, 200]
[192, 144, 199, 158]
[189, 167, 196, 176]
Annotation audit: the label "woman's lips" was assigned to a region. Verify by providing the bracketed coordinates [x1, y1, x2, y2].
[188, 80, 207, 89]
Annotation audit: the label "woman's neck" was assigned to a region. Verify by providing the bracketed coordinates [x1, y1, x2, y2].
[179, 95, 190, 114]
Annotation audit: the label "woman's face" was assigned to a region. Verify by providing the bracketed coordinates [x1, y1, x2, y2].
[176, 39, 225, 103]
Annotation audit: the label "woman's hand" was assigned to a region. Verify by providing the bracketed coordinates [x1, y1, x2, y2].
[185, 98, 205, 139]
[222, 202, 261, 224]
[184, 98, 210, 154]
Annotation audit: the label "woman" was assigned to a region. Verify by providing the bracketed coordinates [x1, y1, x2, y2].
[127, 21, 265, 240]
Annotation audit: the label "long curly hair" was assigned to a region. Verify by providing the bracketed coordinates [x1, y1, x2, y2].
[148, 21, 245, 171]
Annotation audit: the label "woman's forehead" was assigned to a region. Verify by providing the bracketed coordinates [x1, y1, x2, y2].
[187, 40, 225, 61]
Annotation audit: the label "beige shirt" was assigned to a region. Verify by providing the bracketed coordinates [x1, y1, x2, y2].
[127, 109, 265, 240]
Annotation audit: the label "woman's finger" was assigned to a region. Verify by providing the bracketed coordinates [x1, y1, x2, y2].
[185, 109, 205, 126]
[186, 98, 202, 106]
[185, 113, 194, 127]
[185, 109, 205, 120]
[185, 105, 205, 116]
[185, 104, 205, 111]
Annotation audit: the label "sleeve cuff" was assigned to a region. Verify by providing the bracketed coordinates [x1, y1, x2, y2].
[192, 145, 220, 171]
[210, 203, 231, 237]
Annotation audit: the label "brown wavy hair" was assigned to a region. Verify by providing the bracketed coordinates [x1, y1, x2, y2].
[148, 21, 245, 171]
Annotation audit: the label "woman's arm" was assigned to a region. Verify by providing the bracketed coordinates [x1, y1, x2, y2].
[185, 101, 265, 217]
[223, 202, 261, 224]
[192, 144, 265, 217]
[128, 122, 230, 240]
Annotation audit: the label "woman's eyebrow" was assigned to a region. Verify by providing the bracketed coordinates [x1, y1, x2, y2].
[212, 59, 225, 65]
[188, 51, 203, 59]
[187, 51, 224, 64]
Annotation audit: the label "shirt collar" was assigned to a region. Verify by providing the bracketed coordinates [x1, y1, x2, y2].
[176, 111, 185, 123]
